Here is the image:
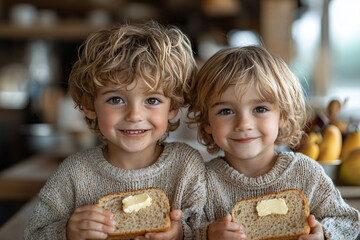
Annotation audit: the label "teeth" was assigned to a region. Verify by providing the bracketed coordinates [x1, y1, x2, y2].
[124, 130, 146, 134]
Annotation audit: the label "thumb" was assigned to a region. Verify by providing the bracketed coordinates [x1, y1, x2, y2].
[170, 209, 182, 221]
[307, 214, 316, 227]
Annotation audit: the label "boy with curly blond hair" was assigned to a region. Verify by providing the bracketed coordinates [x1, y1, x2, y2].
[24, 21, 206, 240]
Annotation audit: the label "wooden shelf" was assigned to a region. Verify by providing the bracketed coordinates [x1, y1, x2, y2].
[0, 150, 68, 201]
[0, 20, 106, 41]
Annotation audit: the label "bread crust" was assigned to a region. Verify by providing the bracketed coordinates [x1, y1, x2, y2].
[97, 187, 171, 240]
[231, 189, 310, 240]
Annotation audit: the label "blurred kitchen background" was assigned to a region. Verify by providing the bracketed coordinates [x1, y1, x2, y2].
[0, 0, 360, 236]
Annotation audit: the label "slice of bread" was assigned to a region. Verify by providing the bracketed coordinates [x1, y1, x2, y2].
[231, 189, 310, 240]
[97, 187, 171, 239]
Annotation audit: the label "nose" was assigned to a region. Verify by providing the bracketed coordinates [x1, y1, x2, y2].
[234, 114, 253, 131]
[125, 104, 144, 122]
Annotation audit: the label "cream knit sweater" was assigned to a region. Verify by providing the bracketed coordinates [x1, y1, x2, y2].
[24, 142, 206, 240]
[202, 152, 360, 240]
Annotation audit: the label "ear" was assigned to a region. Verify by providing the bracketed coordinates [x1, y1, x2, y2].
[204, 122, 212, 134]
[83, 107, 97, 119]
[168, 108, 179, 120]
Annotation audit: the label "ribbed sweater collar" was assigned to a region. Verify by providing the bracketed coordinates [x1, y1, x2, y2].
[207, 152, 296, 188]
[88, 143, 173, 181]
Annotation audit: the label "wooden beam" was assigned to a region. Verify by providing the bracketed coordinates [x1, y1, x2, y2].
[260, 0, 297, 63]
[313, 0, 331, 96]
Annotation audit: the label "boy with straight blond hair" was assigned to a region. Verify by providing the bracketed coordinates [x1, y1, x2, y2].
[188, 46, 360, 240]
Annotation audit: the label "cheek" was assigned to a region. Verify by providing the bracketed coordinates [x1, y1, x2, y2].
[97, 116, 112, 134]
[96, 109, 118, 129]
[261, 118, 280, 138]
[151, 110, 171, 127]
[208, 119, 228, 137]
[211, 129, 225, 143]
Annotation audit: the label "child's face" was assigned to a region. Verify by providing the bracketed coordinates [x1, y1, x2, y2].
[204, 84, 283, 165]
[84, 78, 177, 157]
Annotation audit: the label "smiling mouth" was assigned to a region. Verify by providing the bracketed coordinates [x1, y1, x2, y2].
[120, 129, 150, 136]
[123, 130, 148, 134]
[232, 137, 257, 143]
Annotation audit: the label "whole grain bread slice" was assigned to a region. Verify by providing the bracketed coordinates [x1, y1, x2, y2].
[97, 187, 171, 239]
[231, 189, 310, 240]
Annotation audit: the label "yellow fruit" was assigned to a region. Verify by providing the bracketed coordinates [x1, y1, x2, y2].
[341, 131, 360, 160]
[318, 125, 342, 162]
[339, 148, 360, 185]
[301, 131, 322, 146]
[298, 143, 320, 160]
[307, 132, 322, 144]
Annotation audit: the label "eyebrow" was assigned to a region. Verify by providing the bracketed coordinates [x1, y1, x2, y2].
[210, 99, 271, 108]
[210, 101, 228, 108]
[147, 90, 165, 96]
[99, 89, 165, 96]
[99, 89, 118, 95]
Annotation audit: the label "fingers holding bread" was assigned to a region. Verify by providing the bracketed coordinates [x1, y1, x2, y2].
[298, 215, 324, 240]
[67, 205, 115, 240]
[208, 214, 246, 240]
[74, 204, 115, 221]
[231, 189, 310, 240]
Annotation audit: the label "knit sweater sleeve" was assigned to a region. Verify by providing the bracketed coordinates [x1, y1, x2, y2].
[306, 167, 360, 240]
[316, 191, 360, 240]
[285, 153, 360, 240]
[23, 156, 77, 240]
[167, 143, 207, 240]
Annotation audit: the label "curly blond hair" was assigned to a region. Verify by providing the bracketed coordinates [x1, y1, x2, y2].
[187, 46, 309, 154]
[68, 21, 196, 138]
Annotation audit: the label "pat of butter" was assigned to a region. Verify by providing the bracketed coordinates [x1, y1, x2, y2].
[256, 198, 288, 217]
[122, 193, 152, 213]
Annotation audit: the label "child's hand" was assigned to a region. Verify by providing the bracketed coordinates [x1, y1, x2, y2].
[298, 215, 324, 240]
[135, 210, 183, 240]
[208, 214, 246, 240]
[66, 205, 115, 240]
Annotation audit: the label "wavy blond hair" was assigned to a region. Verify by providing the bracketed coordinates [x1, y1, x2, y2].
[69, 21, 196, 138]
[187, 46, 309, 154]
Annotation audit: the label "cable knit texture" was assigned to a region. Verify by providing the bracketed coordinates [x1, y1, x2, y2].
[200, 152, 360, 240]
[23, 142, 206, 240]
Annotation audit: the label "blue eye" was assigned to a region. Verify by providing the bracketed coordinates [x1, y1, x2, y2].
[108, 97, 124, 104]
[146, 98, 160, 105]
[254, 106, 268, 113]
[218, 108, 234, 115]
